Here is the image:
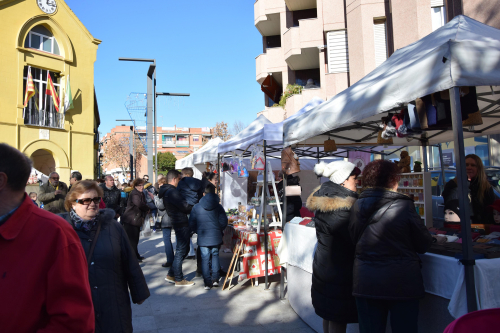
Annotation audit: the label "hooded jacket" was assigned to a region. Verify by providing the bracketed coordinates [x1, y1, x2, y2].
[177, 177, 203, 206]
[59, 209, 150, 333]
[159, 184, 192, 228]
[349, 188, 433, 300]
[38, 180, 69, 214]
[189, 193, 228, 247]
[306, 181, 358, 323]
[99, 184, 121, 215]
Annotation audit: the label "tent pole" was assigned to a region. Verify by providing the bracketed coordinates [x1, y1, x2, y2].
[450, 86, 478, 313]
[280, 168, 287, 300]
[423, 144, 429, 172]
[438, 144, 446, 195]
[217, 153, 220, 195]
[263, 140, 269, 290]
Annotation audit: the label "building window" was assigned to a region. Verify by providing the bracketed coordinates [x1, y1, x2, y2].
[162, 135, 174, 142]
[373, 19, 388, 67]
[265, 35, 281, 49]
[296, 68, 320, 88]
[177, 135, 189, 147]
[23, 66, 63, 128]
[431, 1, 446, 31]
[192, 135, 200, 142]
[24, 25, 60, 55]
[327, 30, 349, 74]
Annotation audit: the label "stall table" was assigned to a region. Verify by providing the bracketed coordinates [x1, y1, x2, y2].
[279, 223, 500, 333]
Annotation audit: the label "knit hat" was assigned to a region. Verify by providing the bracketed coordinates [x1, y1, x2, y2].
[314, 161, 356, 185]
[489, 199, 500, 213]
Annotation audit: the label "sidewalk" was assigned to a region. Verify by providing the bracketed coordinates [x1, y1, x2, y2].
[132, 231, 314, 333]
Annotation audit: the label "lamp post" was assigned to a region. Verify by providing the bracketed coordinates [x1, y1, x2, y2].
[119, 58, 156, 182]
[155, 92, 190, 178]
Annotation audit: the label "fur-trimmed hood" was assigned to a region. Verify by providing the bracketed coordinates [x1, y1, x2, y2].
[306, 182, 357, 213]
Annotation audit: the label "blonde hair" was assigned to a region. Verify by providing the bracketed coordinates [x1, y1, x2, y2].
[65, 180, 103, 212]
[158, 177, 167, 185]
[465, 154, 491, 202]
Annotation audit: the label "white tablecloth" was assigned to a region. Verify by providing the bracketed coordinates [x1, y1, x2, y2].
[280, 223, 500, 319]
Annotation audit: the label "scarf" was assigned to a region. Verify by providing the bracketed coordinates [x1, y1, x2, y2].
[70, 209, 99, 232]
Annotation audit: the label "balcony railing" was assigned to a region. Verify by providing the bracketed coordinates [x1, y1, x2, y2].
[24, 109, 65, 129]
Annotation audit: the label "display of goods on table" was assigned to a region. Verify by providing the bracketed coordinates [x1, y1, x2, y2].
[428, 229, 500, 259]
[230, 226, 282, 281]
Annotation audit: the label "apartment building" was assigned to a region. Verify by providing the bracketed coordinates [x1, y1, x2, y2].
[101, 125, 213, 178]
[255, 0, 500, 123]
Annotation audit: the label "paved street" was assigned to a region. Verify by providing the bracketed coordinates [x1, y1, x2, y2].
[132, 231, 315, 333]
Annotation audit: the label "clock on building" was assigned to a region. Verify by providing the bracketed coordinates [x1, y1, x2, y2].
[37, 0, 57, 14]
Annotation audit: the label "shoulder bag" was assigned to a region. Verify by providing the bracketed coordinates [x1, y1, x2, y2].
[87, 221, 102, 267]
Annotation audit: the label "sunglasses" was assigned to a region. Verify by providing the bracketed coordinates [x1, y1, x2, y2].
[75, 197, 102, 205]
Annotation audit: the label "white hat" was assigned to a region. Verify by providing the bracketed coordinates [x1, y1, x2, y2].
[314, 161, 356, 185]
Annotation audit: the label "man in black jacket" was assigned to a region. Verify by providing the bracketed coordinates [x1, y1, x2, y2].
[162, 170, 195, 287]
[100, 176, 122, 218]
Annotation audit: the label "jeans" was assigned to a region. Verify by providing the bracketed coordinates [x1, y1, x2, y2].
[199, 246, 220, 286]
[168, 226, 190, 281]
[355, 297, 419, 333]
[162, 227, 174, 264]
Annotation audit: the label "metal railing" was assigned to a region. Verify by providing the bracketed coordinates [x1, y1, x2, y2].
[24, 109, 65, 129]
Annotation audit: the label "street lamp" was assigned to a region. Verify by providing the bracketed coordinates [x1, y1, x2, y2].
[119, 58, 156, 182]
[155, 92, 190, 179]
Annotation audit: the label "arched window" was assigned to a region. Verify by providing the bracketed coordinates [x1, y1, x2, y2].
[24, 25, 60, 55]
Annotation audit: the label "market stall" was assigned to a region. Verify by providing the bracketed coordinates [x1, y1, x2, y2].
[281, 15, 500, 326]
[174, 137, 224, 179]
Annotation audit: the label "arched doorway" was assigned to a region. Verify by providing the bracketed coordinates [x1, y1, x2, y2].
[31, 149, 56, 176]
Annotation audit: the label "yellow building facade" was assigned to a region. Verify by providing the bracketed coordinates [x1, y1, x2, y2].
[0, 0, 101, 182]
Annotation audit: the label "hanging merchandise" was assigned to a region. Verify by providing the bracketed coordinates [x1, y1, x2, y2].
[393, 109, 406, 138]
[281, 146, 300, 175]
[251, 146, 265, 170]
[222, 162, 230, 172]
[406, 102, 422, 134]
[377, 124, 394, 145]
[238, 158, 249, 178]
[430, 87, 479, 129]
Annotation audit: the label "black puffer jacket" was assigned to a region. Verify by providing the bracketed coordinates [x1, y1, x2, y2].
[121, 189, 149, 227]
[59, 209, 150, 333]
[349, 188, 433, 300]
[100, 184, 121, 215]
[442, 178, 496, 224]
[306, 181, 358, 323]
[159, 184, 192, 228]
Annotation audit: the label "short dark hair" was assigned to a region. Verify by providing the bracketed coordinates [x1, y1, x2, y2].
[182, 168, 194, 177]
[362, 160, 401, 189]
[29, 192, 37, 197]
[143, 174, 149, 178]
[205, 184, 216, 194]
[0, 144, 32, 192]
[167, 170, 181, 182]
[71, 171, 82, 181]
[207, 172, 217, 181]
[132, 178, 145, 188]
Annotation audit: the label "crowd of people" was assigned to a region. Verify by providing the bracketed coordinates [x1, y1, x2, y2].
[2, 140, 497, 333]
[0, 143, 227, 332]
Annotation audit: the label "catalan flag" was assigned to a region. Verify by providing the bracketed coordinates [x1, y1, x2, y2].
[23, 67, 36, 107]
[46, 73, 60, 113]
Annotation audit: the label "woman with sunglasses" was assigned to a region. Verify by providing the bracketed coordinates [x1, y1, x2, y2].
[121, 178, 151, 261]
[60, 180, 150, 333]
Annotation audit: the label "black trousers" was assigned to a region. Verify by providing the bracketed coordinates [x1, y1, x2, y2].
[355, 297, 419, 333]
[123, 223, 141, 259]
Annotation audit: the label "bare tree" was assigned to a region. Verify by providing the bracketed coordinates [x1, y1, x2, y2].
[213, 121, 232, 141]
[231, 120, 247, 136]
[102, 134, 146, 175]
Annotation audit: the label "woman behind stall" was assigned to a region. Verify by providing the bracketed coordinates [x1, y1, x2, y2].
[442, 154, 496, 224]
[60, 180, 150, 333]
[307, 161, 361, 333]
[121, 178, 151, 261]
[349, 160, 432, 333]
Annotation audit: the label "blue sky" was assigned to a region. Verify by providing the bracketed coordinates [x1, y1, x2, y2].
[66, 0, 262, 135]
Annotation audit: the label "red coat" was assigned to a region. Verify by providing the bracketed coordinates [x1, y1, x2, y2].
[0, 194, 95, 333]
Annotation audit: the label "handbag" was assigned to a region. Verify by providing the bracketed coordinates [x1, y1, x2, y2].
[281, 147, 300, 175]
[285, 185, 301, 197]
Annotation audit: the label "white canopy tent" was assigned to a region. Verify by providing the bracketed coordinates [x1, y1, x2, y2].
[192, 137, 223, 165]
[283, 15, 500, 314]
[284, 16, 500, 147]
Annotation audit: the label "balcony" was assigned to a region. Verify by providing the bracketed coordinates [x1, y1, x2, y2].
[257, 106, 285, 123]
[256, 47, 287, 84]
[283, 18, 322, 70]
[162, 142, 175, 148]
[255, 0, 284, 36]
[24, 109, 65, 129]
[285, 0, 317, 11]
[284, 88, 326, 117]
[176, 142, 190, 148]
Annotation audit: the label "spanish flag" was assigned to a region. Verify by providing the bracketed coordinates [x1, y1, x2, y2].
[46, 73, 60, 113]
[23, 67, 36, 108]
